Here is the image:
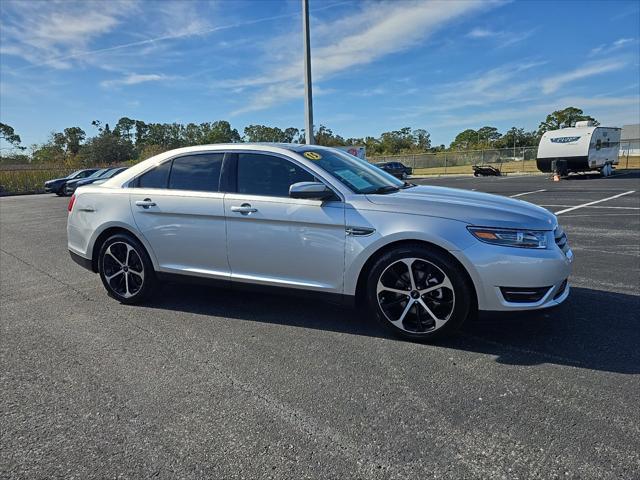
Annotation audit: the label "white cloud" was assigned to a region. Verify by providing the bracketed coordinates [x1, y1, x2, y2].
[229, 0, 501, 114]
[590, 37, 636, 56]
[412, 95, 640, 129]
[0, 0, 136, 69]
[541, 60, 627, 94]
[466, 26, 535, 47]
[467, 28, 496, 38]
[100, 73, 171, 88]
[416, 61, 545, 113]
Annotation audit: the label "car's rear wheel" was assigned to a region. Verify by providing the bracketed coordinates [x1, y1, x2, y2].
[98, 233, 156, 304]
[366, 245, 472, 340]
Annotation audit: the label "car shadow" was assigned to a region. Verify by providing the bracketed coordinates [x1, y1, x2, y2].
[144, 284, 639, 375]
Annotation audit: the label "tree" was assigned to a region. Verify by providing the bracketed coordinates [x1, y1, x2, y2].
[496, 127, 538, 149]
[477, 126, 500, 146]
[63, 127, 86, 155]
[450, 129, 479, 150]
[314, 125, 346, 147]
[0, 123, 25, 150]
[200, 121, 241, 144]
[243, 125, 299, 143]
[413, 129, 431, 150]
[114, 117, 136, 142]
[537, 107, 599, 136]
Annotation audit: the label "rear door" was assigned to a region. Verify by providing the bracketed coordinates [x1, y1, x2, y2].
[224, 152, 345, 293]
[129, 152, 230, 280]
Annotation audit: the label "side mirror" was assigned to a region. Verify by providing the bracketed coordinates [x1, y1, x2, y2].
[289, 181, 336, 200]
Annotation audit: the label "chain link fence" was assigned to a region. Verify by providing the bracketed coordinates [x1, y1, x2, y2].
[369, 144, 639, 176]
[369, 147, 540, 175]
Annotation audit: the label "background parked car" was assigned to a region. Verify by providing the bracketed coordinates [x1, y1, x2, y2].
[64, 168, 113, 195]
[44, 168, 99, 196]
[375, 161, 413, 179]
[64, 167, 127, 195]
[85, 167, 128, 187]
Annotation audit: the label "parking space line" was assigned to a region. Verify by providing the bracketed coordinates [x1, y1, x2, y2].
[540, 205, 640, 210]
[510, 189, 546, 198]
[555, 190, 636, 215]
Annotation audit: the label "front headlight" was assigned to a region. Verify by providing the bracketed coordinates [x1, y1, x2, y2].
[467, 227, 548, 249]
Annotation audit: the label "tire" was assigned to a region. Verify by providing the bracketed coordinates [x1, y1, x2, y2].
[98, 232, 156, 304]
[365, 244, 473, 341]
[401, 172, 408, 180]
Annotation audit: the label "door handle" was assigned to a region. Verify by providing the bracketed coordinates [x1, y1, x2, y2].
[231, 203, 258, 215]
[135, 198, 156, 209]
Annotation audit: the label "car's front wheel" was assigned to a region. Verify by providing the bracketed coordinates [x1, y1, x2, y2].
[366, 245, 473, 340]
[98, 233, 156, 304]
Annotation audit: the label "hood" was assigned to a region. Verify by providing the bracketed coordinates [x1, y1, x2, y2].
[365, 185, 557, 230]
[45, 177, 66, 185]
[75, 178, 96, 186]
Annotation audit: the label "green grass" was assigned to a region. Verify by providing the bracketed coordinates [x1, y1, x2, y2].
[0, 167, 75, 195]
[412, 157, 640, 176]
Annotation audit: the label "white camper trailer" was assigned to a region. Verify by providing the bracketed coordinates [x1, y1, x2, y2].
[536, 121, 621, 176]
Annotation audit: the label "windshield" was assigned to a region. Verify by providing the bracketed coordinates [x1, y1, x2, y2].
[103, 168, 124, 178]
[89, 168, 110, 179]
[299, 148, 404, 194]
[67, 170, 83, 179]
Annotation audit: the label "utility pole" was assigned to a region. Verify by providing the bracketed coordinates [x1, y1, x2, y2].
[302, 0, 314, 144]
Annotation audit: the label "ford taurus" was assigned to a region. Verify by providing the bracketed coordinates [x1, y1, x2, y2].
[67, 144, 572, 340]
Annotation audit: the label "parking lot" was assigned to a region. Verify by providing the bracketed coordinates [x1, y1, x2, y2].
[1, 172, 639, 479]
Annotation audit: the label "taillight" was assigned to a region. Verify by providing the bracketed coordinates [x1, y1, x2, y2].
[68, 194, 76, 213]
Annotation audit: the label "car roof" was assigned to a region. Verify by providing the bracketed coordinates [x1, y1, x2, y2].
[99, 143, 348, 188]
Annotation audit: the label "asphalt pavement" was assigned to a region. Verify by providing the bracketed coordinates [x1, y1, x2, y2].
[1, 171, 639, 479]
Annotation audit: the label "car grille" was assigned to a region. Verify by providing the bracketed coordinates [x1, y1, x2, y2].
[554, 226, 570, 255]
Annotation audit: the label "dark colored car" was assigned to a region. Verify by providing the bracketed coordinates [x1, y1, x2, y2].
[375, 161, 413, 179]
[44, 168, 99, 196]
[66, 167, 128, 194]
[64, 167, 116, 195]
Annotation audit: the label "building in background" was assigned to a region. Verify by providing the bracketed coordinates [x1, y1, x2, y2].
[620, 124, 640, 156]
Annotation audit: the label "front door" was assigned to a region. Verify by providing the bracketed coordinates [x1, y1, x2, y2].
[224, 152, 345, 293]
[129, 152, 230, 280]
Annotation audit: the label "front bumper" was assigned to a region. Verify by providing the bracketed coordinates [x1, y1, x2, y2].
[453, 242, 573, 312]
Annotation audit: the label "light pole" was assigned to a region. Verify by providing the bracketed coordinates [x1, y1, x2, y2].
[302, 0, 314, 144]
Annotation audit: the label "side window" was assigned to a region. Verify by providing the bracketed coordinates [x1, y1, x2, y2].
[136, 161, 171, 188]
[237, 153, 315, 197]
[169, 153, 223, 192]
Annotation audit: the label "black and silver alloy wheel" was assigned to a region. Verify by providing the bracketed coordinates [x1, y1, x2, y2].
[98, 233, 155, 304]
[102, 242, 144, 298]
[366, 245, 472, 340]
[377, 258, 455, 333]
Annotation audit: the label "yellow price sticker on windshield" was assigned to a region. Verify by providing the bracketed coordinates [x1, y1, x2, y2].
[303, 151, 322, 160]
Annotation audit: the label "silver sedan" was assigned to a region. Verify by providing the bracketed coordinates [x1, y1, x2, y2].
[67, 144, 572, 340]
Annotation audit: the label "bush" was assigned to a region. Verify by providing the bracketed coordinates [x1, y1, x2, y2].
[0, 167, 75, 195]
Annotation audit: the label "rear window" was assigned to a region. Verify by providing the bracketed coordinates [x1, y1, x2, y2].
[169, 154, 223, 192]
[136, 161, 171, 188]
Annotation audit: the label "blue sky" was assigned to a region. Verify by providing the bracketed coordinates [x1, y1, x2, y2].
[1, 0, 639, 148]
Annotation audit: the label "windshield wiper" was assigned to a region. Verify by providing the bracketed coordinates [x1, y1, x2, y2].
[368, 185, 400, 194]
[401, 182, 416, 189]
